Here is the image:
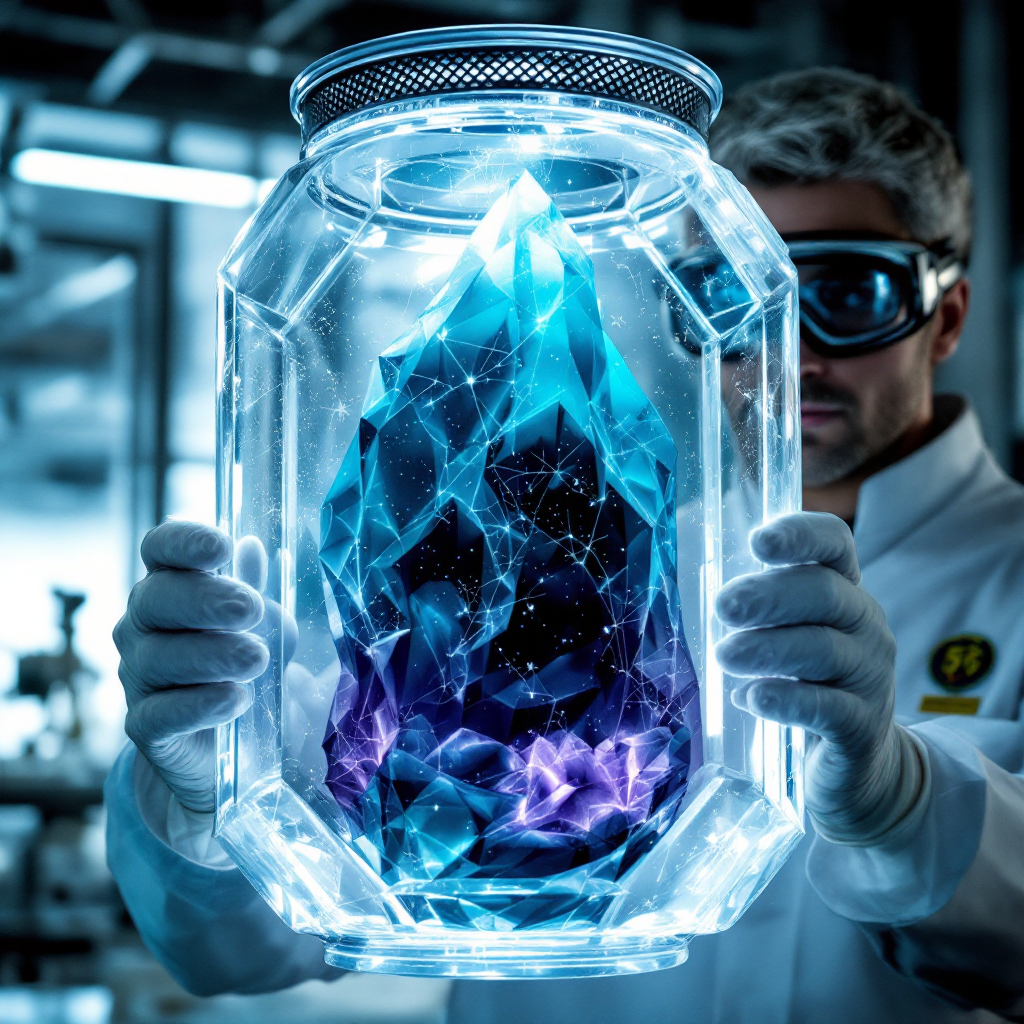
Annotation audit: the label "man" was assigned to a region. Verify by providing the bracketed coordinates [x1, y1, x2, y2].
[106, 68, 1024, 1021]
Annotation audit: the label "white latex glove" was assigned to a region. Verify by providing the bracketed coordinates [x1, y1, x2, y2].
[113, 521, 289, 813]
[715, 511, 924, 846]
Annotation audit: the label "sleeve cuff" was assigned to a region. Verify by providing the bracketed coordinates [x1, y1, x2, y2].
[132, 754, 236, 870]
[105, 743, 342, 995]
[805, 721, 987, 926]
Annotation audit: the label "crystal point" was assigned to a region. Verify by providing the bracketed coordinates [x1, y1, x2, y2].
[320, 171, 701, 881]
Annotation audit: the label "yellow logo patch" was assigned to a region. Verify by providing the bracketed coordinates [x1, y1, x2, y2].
[919, 694, 981, 716]
[929, 634, 994, 690]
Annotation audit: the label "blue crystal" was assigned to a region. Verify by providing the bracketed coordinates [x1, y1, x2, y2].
[320, 172, 701, 884]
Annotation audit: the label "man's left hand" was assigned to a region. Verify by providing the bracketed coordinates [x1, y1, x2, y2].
[715, 511, 924, 846]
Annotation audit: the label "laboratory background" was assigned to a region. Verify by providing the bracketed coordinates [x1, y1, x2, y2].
[0, 1, 1020, 1022]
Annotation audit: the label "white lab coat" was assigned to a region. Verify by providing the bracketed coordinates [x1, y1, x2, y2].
[105, 399, 1024, 1022]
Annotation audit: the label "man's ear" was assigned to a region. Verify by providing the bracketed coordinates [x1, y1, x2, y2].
[930, 277, 971, 365]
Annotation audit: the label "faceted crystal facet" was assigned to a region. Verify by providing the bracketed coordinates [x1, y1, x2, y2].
[319, 172, 701, 882]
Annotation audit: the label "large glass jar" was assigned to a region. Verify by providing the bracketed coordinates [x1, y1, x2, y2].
[215, 25, 803, 979]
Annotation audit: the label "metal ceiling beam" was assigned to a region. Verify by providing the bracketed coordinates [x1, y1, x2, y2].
[0, 4, 125, 50]
[102, 0, 149, 30]
[0, 0, 558, 109]
[87, 37, 154, 105]
[0, 0, 783, 111]
[0, 5, 312, 93]
[257, 0, 350, 47]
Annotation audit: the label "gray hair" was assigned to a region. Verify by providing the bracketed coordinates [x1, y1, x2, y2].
[709, 67, 972, 263]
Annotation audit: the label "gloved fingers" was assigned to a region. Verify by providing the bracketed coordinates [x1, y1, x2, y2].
[717, 563, 868, 632]
[252, 598, 299, 665]
[716, 623, 862, 683]
[118, 628, 269, 689]
[731, 677, 863, 742]
[127, 569, 264, 633]
[235, 535, 268, 593]
[231, 536, 300, 665]
[141, 520, 232, 573]
[125, 683, 252, 749]
[749, 512, 860, 585]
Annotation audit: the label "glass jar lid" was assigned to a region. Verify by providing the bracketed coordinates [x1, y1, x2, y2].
[291, 24, 723, 147]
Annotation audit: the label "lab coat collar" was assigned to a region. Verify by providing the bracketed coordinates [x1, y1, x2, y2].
[853, 396, 989, 568]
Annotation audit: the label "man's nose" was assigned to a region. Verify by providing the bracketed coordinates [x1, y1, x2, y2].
[799, 335, 829, 376]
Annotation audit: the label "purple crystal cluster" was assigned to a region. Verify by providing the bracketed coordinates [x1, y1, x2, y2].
[319, 172, 701, 881]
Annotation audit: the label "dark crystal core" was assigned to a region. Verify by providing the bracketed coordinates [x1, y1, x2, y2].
[320, 172, 701, 882]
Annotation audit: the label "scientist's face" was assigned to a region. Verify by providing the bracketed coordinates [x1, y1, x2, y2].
[749, 181, 968, 488]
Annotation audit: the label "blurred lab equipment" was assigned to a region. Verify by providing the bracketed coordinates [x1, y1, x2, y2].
[18, 591, 96, 750]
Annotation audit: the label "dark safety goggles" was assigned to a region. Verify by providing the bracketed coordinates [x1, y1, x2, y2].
[786, 233, 964, 357]
[665, 233, 963, 359]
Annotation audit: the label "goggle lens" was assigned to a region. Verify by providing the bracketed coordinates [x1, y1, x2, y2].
[664, 239, 955, 358]
[796, 258, 913, 341]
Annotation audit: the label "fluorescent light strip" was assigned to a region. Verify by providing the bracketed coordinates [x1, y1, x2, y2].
[11, 148, 278, 209]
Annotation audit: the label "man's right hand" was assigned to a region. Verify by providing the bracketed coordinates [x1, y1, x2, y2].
[113, 521, 268, 813]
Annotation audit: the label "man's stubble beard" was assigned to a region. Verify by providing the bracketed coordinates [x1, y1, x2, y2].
[801, 354, 931, 488]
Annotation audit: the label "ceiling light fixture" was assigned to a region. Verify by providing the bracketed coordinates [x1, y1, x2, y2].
[10, 148, 278, 209]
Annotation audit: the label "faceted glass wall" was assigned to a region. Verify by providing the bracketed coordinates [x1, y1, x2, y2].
[217, 91, 802, 978]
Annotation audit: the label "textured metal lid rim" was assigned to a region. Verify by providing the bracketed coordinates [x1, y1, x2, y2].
[291, 24, 723, 136]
